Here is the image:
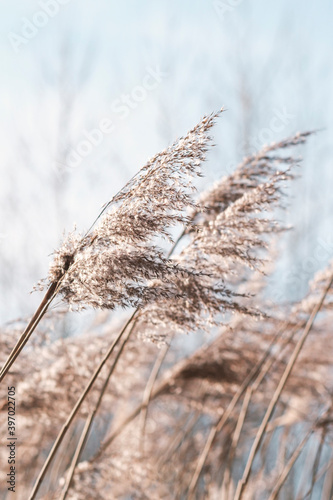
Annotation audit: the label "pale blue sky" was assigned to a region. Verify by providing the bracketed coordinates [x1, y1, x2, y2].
[0, 0, 333, 321]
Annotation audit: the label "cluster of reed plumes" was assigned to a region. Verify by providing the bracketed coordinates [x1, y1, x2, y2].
[1, 111, 333, 500]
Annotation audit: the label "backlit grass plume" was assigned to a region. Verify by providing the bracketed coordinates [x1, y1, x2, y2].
[137, 133, 311, 340]
[0, 111, 223, 383]
[43, 111, 221, 310]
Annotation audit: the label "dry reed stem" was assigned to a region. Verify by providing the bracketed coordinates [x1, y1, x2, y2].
[269, 406, 331, 500]
[0, 282, 58, 383]
[187, 363, 263, 498]
[322, 461, 333, 500]
[28, 310, 137, 500]
[294, 428, 325, 500]
[301, 458, 333, 499]
[222, 386, 253, 499]
[268, 428, 315, 500]
[139, 340, 171, 450]
[93, 349, 201, 459]
[220, 321, 304, 498]
[58, 413, 93, 500]
[187, 323, 289, 498]
[59, 317, 138, 499]
[234, 274, 333, 500]
[156, 412, 200, 469]
[305, 427, 327, 499]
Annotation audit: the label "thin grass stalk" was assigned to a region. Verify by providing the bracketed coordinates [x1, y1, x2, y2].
[0, 236, 90, 383]
[155, 411, 203, 500]
[187, 390, 249, 499]
[94, 320, 297, 471]
[140, 339, 172, 450]
[58, 413, 93, 500]
[220, 321, 303, 498]
[59, 317, 138, 500]
[301, 458, 333, 500]
[94, 344, 214, 460]
[187, 362, 266, 499]
[276, 427, 290, 476]
[157, 412, 200, 469]
[222, 386, 253, 500]
[307, 428, 327, 500]
[234, 274, 333, 500]
[0, 281, 58, 382]
[295, 427, 327, 500]
[321, 460, 333, 500]
[187, 323, 291, 498]
[268, 428, 315, 500]
[28, 310, 137, 500]
[252, 319, 306, 392]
